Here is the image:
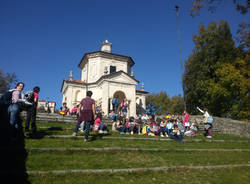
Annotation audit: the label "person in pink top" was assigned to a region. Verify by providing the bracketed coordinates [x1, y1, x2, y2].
[182, 110, 190, 131]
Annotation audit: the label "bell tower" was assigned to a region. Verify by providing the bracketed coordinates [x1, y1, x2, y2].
[101, 40, 112, 53]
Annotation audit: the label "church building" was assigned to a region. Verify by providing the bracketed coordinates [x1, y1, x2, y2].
[61, 40, 148, 117]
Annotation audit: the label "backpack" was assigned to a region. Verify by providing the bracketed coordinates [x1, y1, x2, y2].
[0, 90, 14, 106]
[24, 91, 34, 102]
[207, 116, 214, 124]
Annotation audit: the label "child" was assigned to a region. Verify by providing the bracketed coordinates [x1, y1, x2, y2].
[166, 119, 173, 136]
[158, 118, 167, 137]
[184, 120, 198, 137]
[170, 124, 183, 143]
[94, 113, 108, 133]
[128, 116, 135, 135]
[182, 110, 190, 131]
[93, 113, 102, 132]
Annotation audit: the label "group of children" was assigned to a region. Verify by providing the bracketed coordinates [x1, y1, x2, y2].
[72, 106, 212, 144]
[110, 112, 199, 143]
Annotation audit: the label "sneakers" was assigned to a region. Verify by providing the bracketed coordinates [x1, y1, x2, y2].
[206, 135, 212, 139]
[99, 130, 104, 134]
[84, 139, 88, 142]
[120, 132, 125, 135]
[72, 132, 77, 136]
[160, 133, 164, 137]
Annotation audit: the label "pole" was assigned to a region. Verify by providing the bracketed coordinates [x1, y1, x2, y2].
[175, 5, 186, 110]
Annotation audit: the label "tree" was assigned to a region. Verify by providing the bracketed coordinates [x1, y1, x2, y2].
[146, 92, 184, 115]
[0, 70, 18, 94]
[236, 22, 250, 51]
[146, 92, 171, 115]
[190, 0, 250, 16]
[169, 95, 185, 114]
[183, 20, 250, 121]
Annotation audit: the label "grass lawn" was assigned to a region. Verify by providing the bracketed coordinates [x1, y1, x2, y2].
[9, 121, 250, 183]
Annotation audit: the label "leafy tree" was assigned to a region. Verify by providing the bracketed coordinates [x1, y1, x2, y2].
[146, 92, 171, 115]
[146, 92, 184, 115]
[0, 70, 18, 94]
[190, 0, 250, 16]
[169, 95, 185, 114]
[236, 22, 250, 50]
[183, 20, 250, 121]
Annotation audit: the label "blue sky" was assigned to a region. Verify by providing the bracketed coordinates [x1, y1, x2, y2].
[0, 0, 249, 109]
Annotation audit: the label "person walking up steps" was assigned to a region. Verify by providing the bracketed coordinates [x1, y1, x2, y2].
[78, 91, 95, 142]
[25, 86, 40, 136]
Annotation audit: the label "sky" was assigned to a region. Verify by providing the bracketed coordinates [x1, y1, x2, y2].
[0, 0, 249, 109]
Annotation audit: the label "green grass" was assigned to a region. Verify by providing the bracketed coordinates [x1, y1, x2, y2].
[28, 167, 250, 184]
[26, 150, 250, 170]
[17, 121, 250, 183]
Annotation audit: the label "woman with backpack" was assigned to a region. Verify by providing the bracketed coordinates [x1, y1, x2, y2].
[197, 106, 213, 138]
[8, 82, 25, 139]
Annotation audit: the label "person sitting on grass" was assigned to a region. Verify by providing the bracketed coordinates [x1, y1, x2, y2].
[135, 117, 143, 135]
[170, 124, 183, 144]
[93, 113, 108, 134]
[120, 118, 130, 135]
[128, 116, 136, 135]
[165, 119, 173, 136]
[158, 118, 167, 137]
[184, 119, 198, 137]
[59, 102, 69, 116]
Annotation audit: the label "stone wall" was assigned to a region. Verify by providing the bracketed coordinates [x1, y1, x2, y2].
[190, 115, 250, 138]
[22, 113, 250, 138]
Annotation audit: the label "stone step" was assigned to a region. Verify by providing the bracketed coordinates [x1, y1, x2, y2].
[20, 164, 250, 175]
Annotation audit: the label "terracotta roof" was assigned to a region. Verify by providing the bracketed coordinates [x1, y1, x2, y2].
[64, 78, 87, 84]
[38, 100, 56, 103]
[136, 89, 149, 94]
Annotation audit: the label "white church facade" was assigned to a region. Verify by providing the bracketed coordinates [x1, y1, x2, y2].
[61, 40, 148, 117]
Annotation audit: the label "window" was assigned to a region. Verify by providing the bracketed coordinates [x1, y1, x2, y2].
[110, 66, 116, 74]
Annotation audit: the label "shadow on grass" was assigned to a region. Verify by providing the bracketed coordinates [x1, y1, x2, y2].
[47, 127, 63, 131]
[90, 133, 111, 142]
[0, 105, 31, 184]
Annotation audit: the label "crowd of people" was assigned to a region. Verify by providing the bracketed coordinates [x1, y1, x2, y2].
[109, 112, 200, 144]
[0, 83, 213, 143]
[70, 90, 213, 143]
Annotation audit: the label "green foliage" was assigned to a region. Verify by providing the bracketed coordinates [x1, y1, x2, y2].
[146, 92, 184, 115]
[190, 0, 250, 16]
[0, 70, 18, 93]
[183, 20, 250, 121]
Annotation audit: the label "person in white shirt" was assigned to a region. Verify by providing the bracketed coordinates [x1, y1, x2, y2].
[197, 106, 213, 138]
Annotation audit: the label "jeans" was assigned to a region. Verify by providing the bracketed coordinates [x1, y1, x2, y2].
[84, 121, 91, 140]
[8, 103, 20, 137]
[25, 106, 37, 133]
[170, 134, 183, 143]
[158, 127, 166, 136]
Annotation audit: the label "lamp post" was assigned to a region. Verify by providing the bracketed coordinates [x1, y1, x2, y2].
[175, 5, 186, 110]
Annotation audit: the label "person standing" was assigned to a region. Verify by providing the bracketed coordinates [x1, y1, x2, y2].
[182, 110, 190, 131]
[197, 106, 213, 138]
[8, 82, 25, 138]
[25, 86, 40, 136]
[78, 91, 95, 142]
